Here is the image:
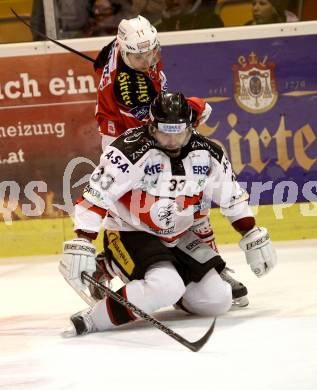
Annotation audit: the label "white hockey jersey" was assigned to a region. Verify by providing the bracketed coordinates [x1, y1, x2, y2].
[74, 126, 253, 245]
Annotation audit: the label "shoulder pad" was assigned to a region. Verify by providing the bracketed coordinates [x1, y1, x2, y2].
[110, 126, 156, 164]
[94, 39, 116, 71]
[188, 132, 224, 163]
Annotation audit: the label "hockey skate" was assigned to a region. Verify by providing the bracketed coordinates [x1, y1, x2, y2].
[220, 267, 249, 307]
[62, 308, 96, 337]
[88, 251, 114, 301]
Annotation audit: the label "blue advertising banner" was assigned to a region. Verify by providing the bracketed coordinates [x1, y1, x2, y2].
[164, 34, 317, 205]
[1, 32, 316, 225]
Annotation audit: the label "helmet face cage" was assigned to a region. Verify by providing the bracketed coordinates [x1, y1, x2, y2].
[117, 15, 159, 67]
[149, 92, 193, 132]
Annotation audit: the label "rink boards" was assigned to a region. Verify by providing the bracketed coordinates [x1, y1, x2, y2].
[0, 22, 317, 257]
[1, 203, 317, 257]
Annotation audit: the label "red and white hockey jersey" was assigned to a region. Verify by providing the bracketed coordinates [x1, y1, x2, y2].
[75, 127, 254, 245]
[95, 40, 167, 137]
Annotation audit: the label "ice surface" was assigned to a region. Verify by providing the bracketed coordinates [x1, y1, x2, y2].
[1, 241, 317, 390]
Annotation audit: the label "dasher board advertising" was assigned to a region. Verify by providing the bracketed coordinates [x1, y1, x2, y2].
[0, 32, 316, 223]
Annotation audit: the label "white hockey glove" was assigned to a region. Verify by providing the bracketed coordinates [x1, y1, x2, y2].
[59, 238, 96, 290]
[239, 227, 277, 277]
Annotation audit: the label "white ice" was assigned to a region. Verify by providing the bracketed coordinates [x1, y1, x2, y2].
[1, 240, 317, 390]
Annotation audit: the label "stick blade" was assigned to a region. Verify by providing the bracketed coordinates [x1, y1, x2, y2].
[82, 271, 217, 353]
[185, 317, 217, 352]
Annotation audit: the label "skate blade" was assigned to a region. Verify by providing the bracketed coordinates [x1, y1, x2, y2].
[61, 324, 77, 338]
[232, 296, 249, 308]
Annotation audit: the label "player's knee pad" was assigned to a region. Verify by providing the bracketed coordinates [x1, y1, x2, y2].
[182, 269, 232, 316]
[192, 284, 232, 316]
[144, 261, 186, 310]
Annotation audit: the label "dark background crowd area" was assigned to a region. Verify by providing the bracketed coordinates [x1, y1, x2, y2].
[0, 1, 316, 43]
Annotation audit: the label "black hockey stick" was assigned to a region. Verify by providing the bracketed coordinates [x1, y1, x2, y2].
[10, 8, 95, 63]
[81, 271, 216, 352]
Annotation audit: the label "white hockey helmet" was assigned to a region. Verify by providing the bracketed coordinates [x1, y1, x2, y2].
[117, 15, 159, 68]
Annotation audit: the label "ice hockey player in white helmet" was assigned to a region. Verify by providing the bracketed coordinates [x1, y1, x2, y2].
[116, 15, 159, 70]
[59, 92, 277, 337]
[94, 15, 165, 145]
